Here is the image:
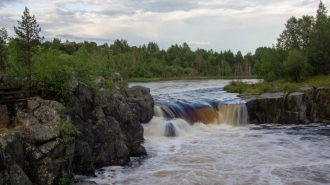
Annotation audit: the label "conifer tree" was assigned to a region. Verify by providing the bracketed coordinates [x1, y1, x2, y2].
[14, 7, 44, 80]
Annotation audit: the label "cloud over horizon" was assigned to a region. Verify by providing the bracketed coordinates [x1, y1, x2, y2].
[0, 0, 327, 54]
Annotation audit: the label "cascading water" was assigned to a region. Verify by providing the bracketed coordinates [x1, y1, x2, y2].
[82, 79, 330, 185]
[149, 103, 249, 137]
[145, 80, 250, 137]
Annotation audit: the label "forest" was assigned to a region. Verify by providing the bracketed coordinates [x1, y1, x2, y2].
[0, 2, 330, 98]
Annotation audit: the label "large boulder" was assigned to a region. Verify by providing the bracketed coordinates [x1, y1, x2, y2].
[246, 93, 286, 124]
[125, 85, 154, 123]
[313, 87, 330, 123]
[101, 91, 146, 157]
[0, 97, 75, 185]
[92, 117, 130, 166]
[23, 124, 60, 145]
[71, 82, 149, 176]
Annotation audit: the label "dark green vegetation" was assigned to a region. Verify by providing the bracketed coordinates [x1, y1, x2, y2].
[0, 2, 329, 99]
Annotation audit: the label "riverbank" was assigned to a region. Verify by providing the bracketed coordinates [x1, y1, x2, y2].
[224, 75, 330, 94]
[129, 76, 261, 82]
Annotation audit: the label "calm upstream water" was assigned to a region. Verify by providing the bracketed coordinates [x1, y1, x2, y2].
[85, 79, 330, 185]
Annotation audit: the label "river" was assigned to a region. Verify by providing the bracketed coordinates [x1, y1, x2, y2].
[85, 79, 330, 185]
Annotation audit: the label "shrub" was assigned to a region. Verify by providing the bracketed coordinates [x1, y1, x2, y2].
[224, 80, 248, 93]
[265, 71, 277, 82]
[284, 50, 312, 82]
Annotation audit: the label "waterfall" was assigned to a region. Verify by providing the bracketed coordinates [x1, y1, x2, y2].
[153, 103, 249, 126]
[147, 103, 249, 137]
[144, 117, 194, 137]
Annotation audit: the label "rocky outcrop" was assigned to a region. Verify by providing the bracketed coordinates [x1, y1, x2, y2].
[70, 82, 150, 176]
[0, 97, 75, 185]
[0, 74, 154, 184]
[246, 86, 330, 124]
[125, 85, 154, 123]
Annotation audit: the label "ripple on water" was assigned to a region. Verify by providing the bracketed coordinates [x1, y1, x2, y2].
[83, 124, 330, 185]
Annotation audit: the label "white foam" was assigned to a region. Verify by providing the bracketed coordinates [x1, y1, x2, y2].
[85, 124, 330, 185]
[144, 117, 195, 137]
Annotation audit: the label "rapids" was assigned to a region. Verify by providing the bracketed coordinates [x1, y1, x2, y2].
[82, 79, 330, 185]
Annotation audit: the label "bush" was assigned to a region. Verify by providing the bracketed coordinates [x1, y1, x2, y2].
[265, 71, 277, 82]
[284, 50, 312, 82]
[256, 82, 276, 93]
[224, 80, 248, 93]
[283, 83, 299, 93]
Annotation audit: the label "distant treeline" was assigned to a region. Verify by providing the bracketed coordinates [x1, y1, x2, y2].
[0, 2, 329, 98]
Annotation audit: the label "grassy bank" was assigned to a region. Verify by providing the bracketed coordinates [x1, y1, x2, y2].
[224, 75, 330, 94]
[128, 76, 261, 82]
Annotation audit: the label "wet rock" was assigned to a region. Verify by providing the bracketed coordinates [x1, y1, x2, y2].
[245, 86, 330, 124]
[165, 122, 176, 137]
[92, 117, 130, 166]
[246, 93, 285, 124]
[125, 85, 154, 123]
[72, 140, 94, 176]
[102, 93, 135, 123]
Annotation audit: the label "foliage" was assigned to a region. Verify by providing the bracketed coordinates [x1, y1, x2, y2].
[283, 50, 312, 82]
[223, 81, 248, 93]
[14, 7, 44, 80]
[0, 28, 8, 74]
[3, 3, 330, 95]
[277, 16, 314, 51]
[32, 49, 73, 99]
[59, 172, 74, 185]
[57, 107, 80, 142]
[307, 1, 330, 75]
[265, 71, 277, 82]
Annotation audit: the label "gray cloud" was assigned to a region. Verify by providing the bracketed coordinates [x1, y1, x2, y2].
[56, 34, 113, 43]
[0, 0, 328, 54]
[0, 0, 22, 7]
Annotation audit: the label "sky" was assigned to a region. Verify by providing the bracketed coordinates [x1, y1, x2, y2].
[0, 0, 329, 55]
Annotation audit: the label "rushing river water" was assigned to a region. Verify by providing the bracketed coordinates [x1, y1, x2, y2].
[85, 79, 330, 185]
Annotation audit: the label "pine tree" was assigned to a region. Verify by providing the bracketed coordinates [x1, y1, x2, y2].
[14, 7, 44, 80]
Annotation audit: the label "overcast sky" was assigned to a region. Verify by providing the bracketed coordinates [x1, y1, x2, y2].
[0, 0, 329, 55]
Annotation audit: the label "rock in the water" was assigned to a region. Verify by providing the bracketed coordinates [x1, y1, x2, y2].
[245, 86, 330, 124]
[165, 122, 176, 137]
[125, 85, 154, 123]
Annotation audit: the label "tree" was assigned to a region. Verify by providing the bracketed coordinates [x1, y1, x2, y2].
[0, 28, 8, 74]
[307, 1, 330, 74]
[284, 50, 312, 82]
[277, 16, 314, 51]
[14, 7, 44, 80]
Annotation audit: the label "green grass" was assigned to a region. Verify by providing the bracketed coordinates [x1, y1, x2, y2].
[224, 75, 329, 94]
